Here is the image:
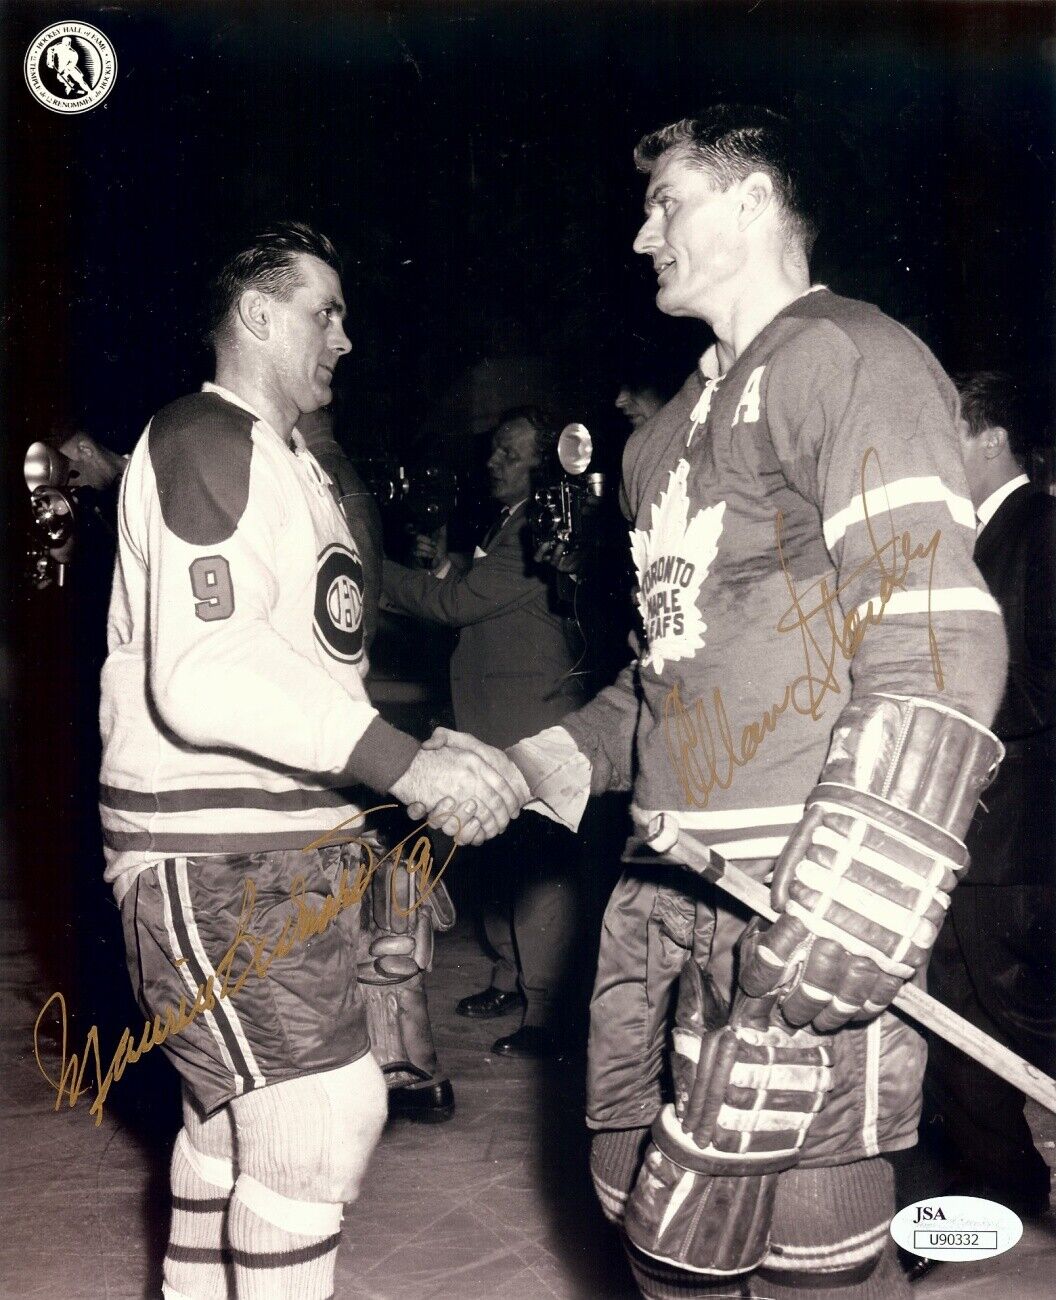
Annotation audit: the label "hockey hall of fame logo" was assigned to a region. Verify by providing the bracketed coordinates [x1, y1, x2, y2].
[24, 22, 117, 115]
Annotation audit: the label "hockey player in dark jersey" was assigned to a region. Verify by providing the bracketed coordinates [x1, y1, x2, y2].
[503, 108, 1007, 1298]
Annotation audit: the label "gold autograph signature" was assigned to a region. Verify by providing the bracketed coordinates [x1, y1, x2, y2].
[34, 807, 457, 1126]
[665, 446, 944, 807]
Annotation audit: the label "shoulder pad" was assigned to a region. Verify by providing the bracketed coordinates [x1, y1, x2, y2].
[148, 391, 256, 544]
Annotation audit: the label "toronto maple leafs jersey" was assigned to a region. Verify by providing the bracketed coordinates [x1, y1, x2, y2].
[565, 289, 1006, 860]
[100, 383, 419, 900]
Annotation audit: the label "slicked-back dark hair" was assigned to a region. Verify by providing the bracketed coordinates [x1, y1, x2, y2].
[634, 105, 818, 258]
[955, 370, 1026, 461]
[206, 221, 343, 350]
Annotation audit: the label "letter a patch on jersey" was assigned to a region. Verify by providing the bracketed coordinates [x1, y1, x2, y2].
[732, 364, 765, 425]
[630, 460, 725, 674]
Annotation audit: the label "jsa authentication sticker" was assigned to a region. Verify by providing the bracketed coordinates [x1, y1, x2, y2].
[891, 1196, 1023, 1262]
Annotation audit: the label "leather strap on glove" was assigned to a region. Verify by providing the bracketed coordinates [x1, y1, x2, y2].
[358, 849, 456, 986]
[741, 694, 1003, 1032]
[357, 843, 456, 1093]
[624, 932, 834, 1275]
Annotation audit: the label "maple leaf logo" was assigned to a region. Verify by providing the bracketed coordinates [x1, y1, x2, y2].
[630, 459, 725, 674]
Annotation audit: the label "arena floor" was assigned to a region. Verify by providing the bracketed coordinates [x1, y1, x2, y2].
[3, 892, 1054, 1300]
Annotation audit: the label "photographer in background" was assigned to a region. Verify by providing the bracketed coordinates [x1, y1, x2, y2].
[57, 430, 128, 493]
[30, 429, 129, 582]
[613, 346, 687, 438]
[383, 406, 586, 1058]
[25, 427, 130, 654]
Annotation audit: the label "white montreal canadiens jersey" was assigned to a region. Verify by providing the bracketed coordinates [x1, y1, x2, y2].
[613, 289, 1002, 860]
[100, 384, 378, 898]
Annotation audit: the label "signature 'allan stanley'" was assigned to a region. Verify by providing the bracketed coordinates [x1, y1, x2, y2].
[664, 446, 945, 807]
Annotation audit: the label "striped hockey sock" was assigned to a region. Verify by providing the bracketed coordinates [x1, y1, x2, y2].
[228, 1174, 343, 1300]
[164, 1128, 234, 1300]
[590, 1127, 652, 1224]
[758, 1158, 909, 1299]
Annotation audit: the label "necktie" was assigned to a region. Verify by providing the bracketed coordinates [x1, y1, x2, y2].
[481, 507, 510, 551]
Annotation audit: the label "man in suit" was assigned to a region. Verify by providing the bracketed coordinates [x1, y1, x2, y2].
[383, 407, 586, 1058]
[917, 370, 1056, 1218]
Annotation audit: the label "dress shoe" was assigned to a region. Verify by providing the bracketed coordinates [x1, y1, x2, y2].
[901, 1252, 942, 1284]
[491, 1025, 562, 1059]
[455, 987, 524, 1019]
[387, 1077, 455, 1124]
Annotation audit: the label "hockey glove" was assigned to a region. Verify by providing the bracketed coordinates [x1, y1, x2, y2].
[740, 694, 1002, 1032]
[624, 934, 834, 1275]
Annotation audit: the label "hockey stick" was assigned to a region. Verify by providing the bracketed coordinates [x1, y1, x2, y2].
[628, 832, 1056, 1114]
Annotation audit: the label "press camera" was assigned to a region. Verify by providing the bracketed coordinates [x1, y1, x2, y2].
[357, 457, 462, 538]
[527, 422, 604, 562]
[22, 441, 80, 589]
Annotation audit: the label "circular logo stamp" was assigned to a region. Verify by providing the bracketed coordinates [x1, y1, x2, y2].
[891, 1196, 1023, 1263]
[314, 543, 365, 664]
[24, 22, 117, 115]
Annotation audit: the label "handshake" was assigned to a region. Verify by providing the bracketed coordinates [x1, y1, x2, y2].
[389, 726, 532, 847]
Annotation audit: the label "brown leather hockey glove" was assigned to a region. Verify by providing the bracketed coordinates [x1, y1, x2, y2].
[741, 694, 1003, 1032]
[624, 932, 834, 1276]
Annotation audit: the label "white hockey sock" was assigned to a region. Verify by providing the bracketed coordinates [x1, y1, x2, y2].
[165, 1128, 235, 1300]
[228, 1174, 342, 1300]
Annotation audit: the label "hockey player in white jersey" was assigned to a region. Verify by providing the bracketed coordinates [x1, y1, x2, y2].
[507, 108, 1007, 1298]
[101, 222, 528, 1300]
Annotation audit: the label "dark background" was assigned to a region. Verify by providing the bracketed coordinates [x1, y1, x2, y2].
[5, 1, 1056, 459]
[2, 0, 1054, 1106]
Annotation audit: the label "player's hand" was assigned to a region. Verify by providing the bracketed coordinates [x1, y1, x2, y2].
[407, 726, 531, 839]
[740, 696, 1002, 1032]
[419, 725, 527, 775]
[391, 727, 529, 846]
[670, 949, 833, 1167]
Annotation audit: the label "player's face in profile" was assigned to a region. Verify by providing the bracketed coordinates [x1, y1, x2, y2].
[268, 254, 351, 418]
[615, 386, 662, 429]
[633, 149, 742, 319]
[487, 419, 541, 506]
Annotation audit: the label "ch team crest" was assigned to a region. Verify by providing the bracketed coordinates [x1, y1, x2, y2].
[24, 23, 117, 115]
[314, 543, 364, 664]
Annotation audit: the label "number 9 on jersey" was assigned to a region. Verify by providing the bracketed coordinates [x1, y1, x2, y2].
[189, 555, 235, 621]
